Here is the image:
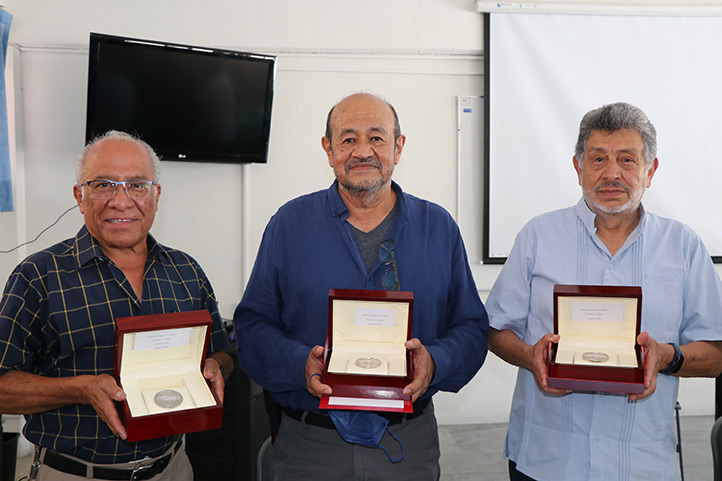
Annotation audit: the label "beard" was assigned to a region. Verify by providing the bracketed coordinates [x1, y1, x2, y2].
[583, 180, 645, 215]
[339, 157, 391, 196]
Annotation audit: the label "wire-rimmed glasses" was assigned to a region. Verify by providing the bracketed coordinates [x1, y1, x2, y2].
[378, 238, 400, 291]
[79, 179, 157, 200]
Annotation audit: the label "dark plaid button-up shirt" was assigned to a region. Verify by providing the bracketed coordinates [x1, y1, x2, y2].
[0, 225, 229, 463]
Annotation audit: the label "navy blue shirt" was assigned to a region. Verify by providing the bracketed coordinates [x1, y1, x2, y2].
[234, 181, 489, 411]
[0, 226, 229, 463]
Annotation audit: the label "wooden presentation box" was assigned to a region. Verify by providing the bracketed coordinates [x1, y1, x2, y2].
[114, 310, 222, 442]
[548, 285, 644, 394]
[320, 289, 414, 413]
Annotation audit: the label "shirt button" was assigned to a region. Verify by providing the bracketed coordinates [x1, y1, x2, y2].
[608, 263, 614, 270]
[594, 435, 600, 442]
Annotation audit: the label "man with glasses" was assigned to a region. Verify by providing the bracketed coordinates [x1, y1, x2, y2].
[234, 92, 489, 479]
[0, 130, 232, 480]
[486, 103, 722, 480]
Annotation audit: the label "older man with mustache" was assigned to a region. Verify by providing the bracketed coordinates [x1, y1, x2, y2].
[485, 102, 722, 481]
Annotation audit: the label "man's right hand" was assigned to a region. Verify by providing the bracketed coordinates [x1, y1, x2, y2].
[85, 374, 128, 440]
[0, 370, 128, 439]
[527, 333, 570, 395]
[489, 328, 571, 396]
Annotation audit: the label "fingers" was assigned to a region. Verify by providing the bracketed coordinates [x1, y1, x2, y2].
[305, 345, 332, 398]
[308, 373, 331, 397]
[629, 377, 656, 401]
[629, 332, 660, 401]
[89, 375, 127, 440]
[532, 334, 570, 395]
[96, 374, 126, 402]
[203, 359, 226, 404]
[405, 338, 422, 351]
[403, 378, 425, 402]
[637, 331, 650, 347]
[403, 338, 434, 402]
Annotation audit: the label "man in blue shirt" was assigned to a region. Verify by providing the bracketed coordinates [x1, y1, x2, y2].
[0, 131, 232, 480]
[234, 92, 488, 479]
[486, 102, 722, 481]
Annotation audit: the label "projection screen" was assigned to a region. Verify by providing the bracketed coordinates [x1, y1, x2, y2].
[484, 11, 722, 263]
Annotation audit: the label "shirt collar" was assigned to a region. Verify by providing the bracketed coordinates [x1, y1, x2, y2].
[74, 225, 171, 268]
[575, 197, 647, 248]
[327, 179, 408, 222]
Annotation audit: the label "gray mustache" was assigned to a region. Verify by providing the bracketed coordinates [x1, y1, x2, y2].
[594, 181, 630, 193]
[345, 157, 382, 172]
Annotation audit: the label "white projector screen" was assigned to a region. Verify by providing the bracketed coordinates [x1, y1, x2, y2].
[484, 12, 722, 263]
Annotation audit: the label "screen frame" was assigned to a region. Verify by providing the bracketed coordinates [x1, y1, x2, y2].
[482, 12, 722, 264]
[86, 32, 276, 164]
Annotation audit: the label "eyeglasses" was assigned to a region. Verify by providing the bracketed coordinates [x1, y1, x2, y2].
[378, 238, 400, 291]
[79, 179, 157, 200]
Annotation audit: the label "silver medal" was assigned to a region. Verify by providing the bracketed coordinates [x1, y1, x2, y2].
[582, 351, 610, 363]
[355, 357, 382, 369]
[154, 389, 183, 409]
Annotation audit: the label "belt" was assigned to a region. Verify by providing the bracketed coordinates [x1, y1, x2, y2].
[41, 439, 182, 481]
[283, 398, 431, 430]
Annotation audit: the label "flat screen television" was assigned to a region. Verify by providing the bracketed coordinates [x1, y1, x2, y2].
[86, 33, 276, 164]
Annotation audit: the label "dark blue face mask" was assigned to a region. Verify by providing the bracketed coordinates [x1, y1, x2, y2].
[329, 410, 404, 463]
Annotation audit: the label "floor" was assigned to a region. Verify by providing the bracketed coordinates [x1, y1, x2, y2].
[437, 415, 715, 481]
[10, 415, 716, 480]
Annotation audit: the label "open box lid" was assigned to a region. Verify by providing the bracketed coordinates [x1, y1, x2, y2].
[554, 284, 641, 346]
[114, 310, 212, 383]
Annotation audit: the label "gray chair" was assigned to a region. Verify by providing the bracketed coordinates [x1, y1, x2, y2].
[711, 414, 722, 481]
[256, 436, 276, 481]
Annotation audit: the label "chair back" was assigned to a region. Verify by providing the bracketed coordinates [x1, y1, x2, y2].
[711, 416, 722, 481]
[257, 436, 276, 481]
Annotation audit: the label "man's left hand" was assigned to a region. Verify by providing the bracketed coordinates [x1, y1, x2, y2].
[403, 338, 436, 402]
[305, 345, 332, 398]
[203, 352, 232, 404]
[629, 331, 670, 401]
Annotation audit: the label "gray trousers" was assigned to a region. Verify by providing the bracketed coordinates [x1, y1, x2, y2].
[274, 402, 441, 481]
[31, 442, 193, 481]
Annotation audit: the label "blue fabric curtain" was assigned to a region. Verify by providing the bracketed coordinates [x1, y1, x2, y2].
[0, 9, 13, 212]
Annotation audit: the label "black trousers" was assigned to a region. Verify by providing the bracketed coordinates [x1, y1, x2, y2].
[509, 460, 537, 481]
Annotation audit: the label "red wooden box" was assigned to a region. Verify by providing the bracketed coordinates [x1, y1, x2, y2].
[548, 285, 644, 394]
[114, 310, 223, 442]
[320, 289, 414, 413]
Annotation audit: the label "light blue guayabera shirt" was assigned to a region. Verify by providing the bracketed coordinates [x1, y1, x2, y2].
[486, 198, 722, 481]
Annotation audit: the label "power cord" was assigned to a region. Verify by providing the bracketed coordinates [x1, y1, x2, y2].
[0, 204, 79, 254]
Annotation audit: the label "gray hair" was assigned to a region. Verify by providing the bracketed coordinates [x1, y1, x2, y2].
[324, 92, 402, 144]
[574, 102, 657, 171]
[75, 130, 162, 183]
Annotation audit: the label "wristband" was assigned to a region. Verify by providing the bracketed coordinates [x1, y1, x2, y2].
[309, 373, 322, 383]
[660, 343, 684, 375]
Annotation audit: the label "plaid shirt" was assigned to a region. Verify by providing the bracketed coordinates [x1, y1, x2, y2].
[0, 225, 230, 463]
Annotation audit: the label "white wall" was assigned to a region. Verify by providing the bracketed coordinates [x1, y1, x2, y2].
[0, 0, 715, 425]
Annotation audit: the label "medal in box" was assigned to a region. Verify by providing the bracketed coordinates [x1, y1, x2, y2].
[547, 284, 644, 394]
[113, 310, 223, 442]
[320, 289, 414, 413]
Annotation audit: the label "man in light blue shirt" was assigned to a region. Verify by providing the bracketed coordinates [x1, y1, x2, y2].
[486, 102, 722, 481]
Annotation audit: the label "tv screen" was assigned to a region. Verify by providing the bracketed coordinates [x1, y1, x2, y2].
[86, 33, 275, 164]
